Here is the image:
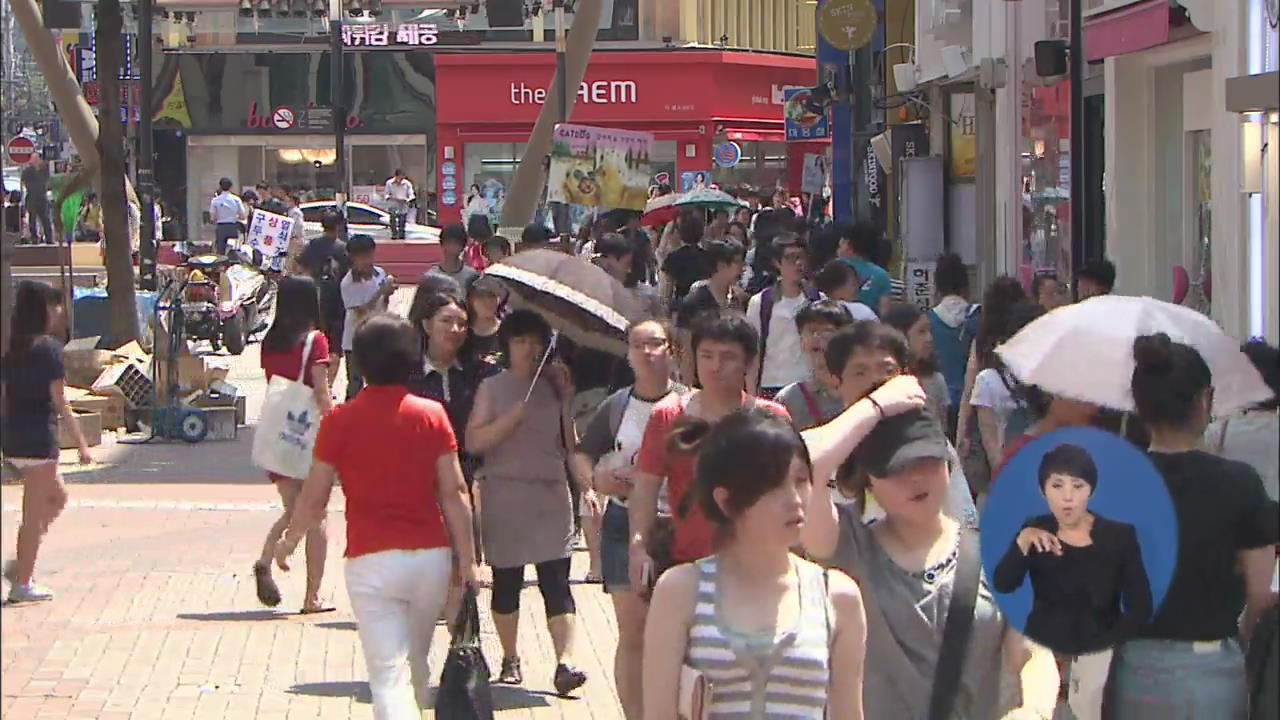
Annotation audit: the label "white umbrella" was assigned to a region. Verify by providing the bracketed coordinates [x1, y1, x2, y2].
[996, 295, 1272, 416]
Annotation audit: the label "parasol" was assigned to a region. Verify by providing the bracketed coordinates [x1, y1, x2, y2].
[996, 295, 1273, 416]
[485, 249, 647, 357]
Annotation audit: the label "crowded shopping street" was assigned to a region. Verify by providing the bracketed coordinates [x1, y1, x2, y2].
[3, 0, 1280, 719]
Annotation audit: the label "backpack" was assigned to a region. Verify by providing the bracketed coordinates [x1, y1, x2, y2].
[598, 382, 689, 446]
[757, 284, 822, 388]
[929, 303, 982, 407]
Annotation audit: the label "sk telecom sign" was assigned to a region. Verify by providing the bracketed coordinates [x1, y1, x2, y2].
[342, 22, 439, 47]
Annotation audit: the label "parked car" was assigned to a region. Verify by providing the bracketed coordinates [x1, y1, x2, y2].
[299, 200, 439, 241]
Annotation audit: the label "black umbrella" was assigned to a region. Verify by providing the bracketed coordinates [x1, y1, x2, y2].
[485, 249, 646, 357]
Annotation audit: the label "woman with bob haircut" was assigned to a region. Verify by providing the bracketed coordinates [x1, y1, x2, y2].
[993, 442, 1152, 656]
[643, 408, 868, 720]
[275, 313, 478, 719]
[466, 308, 588, 694]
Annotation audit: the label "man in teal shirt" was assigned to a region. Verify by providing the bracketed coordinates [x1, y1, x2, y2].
[836, 222, 892, 315]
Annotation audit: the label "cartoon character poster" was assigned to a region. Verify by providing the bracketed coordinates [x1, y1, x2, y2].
[548, 124, 653, 211]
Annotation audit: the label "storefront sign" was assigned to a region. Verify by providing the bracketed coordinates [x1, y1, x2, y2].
[246, 209, 295, 258]
[713, 141, 742, 168]
[817, 0, 878, 52]
[548, 124, 653, 211]
[510, 80, 638, 106]
[442, 190, 457, 206]
[245, 102, 363, 130]
[352, 186, 378, 205]
[342, 22, 440, 47]
[653, 171, 671, 186]
[905, 260, 935, 310]
[442, 161, 457, 176]
[949, 93, 977, 178]
[856, 137, 888, 234]
[784, 88, 830, 141]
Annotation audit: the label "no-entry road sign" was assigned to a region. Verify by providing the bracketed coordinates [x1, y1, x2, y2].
[6, 136, 36, 165]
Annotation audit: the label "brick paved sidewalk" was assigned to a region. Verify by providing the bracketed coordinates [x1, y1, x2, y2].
[0, 498, 624, 720]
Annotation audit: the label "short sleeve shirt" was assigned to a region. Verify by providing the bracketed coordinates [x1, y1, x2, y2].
[0, 336, 64, 459]
[340, 267, 389, 351]
[314, 386, 458, 559]
[261, 332, 331, 387]
[842, 257, 892, 313]
[636, 393, 791, 563]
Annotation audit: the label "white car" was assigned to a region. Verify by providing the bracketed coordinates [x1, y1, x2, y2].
[299, 200, 439, 241]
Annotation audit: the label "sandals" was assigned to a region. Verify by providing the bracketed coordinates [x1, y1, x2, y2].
[497, 656, 523, 685]
[553, 663, 587, 696]
[252, 562, 282, 608]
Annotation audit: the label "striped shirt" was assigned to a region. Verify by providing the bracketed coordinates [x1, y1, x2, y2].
[685, 556, 832, 718]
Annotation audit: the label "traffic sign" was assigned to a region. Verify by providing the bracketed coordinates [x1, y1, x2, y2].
[6, 136, 36, 164]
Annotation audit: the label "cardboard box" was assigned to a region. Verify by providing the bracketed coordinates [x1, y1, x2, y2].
[64, 337, 118, 388]
[155, 355, 228, 395]
[66, 389, 127, 430]
[59, 411, 103, 449]
[191, 383, 246, 426]
[92, 361, 154, 409]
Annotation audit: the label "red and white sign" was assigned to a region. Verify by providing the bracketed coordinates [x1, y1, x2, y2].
[271, 107, 296, 130]
[6, 136, 36, 164]
[436, 51, 817, 126]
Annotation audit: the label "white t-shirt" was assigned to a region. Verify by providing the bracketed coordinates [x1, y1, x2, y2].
[340, 266, 389, 352]
[746, 289, 811, 389]
[971, 368, 1019, 431]
[841, 300, 878, 322]
[598, 394, 669, 512]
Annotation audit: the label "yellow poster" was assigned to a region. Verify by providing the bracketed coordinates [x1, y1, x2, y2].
[949, 92, 976, 178]
[547, 124, 652, 211]
[154, 71, 192, 128]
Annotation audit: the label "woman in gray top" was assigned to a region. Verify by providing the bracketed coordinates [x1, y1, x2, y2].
[466, 309, 587, 695]
[799, 376, 1060, 720]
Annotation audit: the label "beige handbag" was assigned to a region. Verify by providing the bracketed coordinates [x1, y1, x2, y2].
[677, 664, 711, 720]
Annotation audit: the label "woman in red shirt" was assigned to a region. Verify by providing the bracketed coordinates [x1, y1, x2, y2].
[254, 276, 334, 613]
[275, 313, 478, 717]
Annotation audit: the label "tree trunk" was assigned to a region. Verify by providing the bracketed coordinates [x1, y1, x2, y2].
[498, 0, 605, 233]
[95, 0, 140, 346]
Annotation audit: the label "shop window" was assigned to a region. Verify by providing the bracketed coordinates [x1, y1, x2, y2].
[713, 141, 787, 193]
[1021, 81, 1072, 289]
[1186, 129, 1212, 315]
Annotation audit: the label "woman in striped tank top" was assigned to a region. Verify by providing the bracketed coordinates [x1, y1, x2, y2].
[643, 408, 868, 719]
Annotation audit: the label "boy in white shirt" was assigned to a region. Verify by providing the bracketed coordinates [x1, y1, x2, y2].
[340, 234, 395, 400]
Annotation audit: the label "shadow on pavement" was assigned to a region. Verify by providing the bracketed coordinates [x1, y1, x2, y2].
[492, 686, 556, 710]
[287, 681, 371, 703]
[176, 609, 286, 622]
[315, 620, 357, 631]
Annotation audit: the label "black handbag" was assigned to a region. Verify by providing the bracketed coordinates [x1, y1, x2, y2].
[436, 588, 495, 720]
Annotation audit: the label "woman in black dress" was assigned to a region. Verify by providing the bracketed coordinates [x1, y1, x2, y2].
[993, 442, 1153, 656]
[1, 282, 93, 603]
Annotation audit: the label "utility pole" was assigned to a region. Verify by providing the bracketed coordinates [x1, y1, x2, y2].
[138, 0, 157, 291]
[330, 0, 347, 216]
[499, 0, 604, 233]
[1068, 0, 1086, 272]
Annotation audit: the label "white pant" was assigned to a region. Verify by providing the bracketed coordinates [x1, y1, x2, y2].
[345, 548, 452, 720]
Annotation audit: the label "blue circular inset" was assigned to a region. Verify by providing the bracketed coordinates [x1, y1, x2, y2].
[980, 427, 1178, 651]
[714, 141, 742, 169]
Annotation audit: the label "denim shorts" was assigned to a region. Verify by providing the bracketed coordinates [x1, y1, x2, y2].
[1108, 638, 1247, 720]
[600, 500, 631, 594]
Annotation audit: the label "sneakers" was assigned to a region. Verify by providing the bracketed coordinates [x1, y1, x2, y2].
[497, 656, 523, 685]
[553, 663, 587, 696]
[8, 582, 54, 603]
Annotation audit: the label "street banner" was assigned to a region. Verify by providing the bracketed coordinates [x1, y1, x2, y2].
[246, 209, 295, 258]
[801, 153, 826, 194]
[548, 124, 653, 211]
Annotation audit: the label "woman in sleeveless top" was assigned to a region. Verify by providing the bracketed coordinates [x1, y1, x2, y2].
[643, 409, 867, 720]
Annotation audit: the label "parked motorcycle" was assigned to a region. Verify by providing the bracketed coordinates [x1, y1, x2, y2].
[179, 254, 273, 355]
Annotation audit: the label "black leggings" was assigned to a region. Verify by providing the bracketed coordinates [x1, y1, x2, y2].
[490, 556, 575, 618]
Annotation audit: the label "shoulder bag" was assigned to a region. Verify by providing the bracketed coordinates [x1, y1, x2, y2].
[252, 331, 323, 480]
[929, 529, 981, 720]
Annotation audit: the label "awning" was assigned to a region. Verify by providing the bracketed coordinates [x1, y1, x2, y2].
[1083, 0, 1173, 63]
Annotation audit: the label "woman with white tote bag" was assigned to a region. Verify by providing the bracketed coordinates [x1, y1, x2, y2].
[251, 276, 335, 613]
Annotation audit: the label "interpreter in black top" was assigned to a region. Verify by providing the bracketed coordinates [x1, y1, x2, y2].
[0, 282, 93, 604]
[298, 210, 351, 388]
[1108, 333, 1280, 720]
[993, 443, 1153, 656]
